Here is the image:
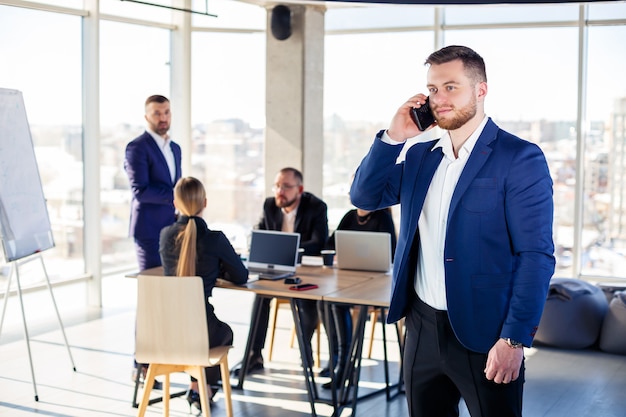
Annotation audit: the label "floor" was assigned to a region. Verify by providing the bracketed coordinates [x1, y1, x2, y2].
[0, 273, 625, 417]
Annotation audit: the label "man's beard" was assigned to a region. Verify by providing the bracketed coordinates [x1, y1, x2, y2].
[434, 95, 477, 131]
[276, 196, 297, 208]
[150, 121, 170, 137]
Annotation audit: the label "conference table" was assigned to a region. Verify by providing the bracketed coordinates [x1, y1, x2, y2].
[320, 271, 404, 414]
[131, 262, 401, 417]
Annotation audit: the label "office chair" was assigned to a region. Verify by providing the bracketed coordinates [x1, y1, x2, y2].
[135, 275, 233, 417]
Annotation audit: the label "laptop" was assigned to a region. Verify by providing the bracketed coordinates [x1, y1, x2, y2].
[335, 230, 392, 272]
[247, 230, 300, 280]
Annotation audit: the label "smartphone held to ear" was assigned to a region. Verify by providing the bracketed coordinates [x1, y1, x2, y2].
[410, 97, 435, 131]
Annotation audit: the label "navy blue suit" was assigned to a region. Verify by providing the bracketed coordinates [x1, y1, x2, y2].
[125, 131, 182, 271]
[351, 119, 554, 350]
[351, 119, 555, 416]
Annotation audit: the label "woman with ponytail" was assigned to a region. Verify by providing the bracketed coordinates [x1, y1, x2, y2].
[159, 176, 248, 412]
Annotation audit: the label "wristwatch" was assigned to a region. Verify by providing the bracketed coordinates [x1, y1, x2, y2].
[503, 338, 524, 349]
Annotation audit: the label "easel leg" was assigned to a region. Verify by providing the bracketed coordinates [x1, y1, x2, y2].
[14, 265, 39, 401]
[38, 255, 76, 371]
[0, 254, 77, 401]
[0, 262, 14, 336]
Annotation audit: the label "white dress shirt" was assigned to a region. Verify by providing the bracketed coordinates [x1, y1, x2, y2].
[281, 206, 298, 233]
[147, 128, 176, 183]
[382, 115, 488, 310]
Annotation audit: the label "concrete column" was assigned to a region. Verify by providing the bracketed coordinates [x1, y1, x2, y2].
[83, 0, 102, 307]
[171, 0, 192, 176]
[265, 4, 325, 195]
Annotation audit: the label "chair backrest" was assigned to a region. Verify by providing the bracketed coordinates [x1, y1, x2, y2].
[135, 275, 211, 366]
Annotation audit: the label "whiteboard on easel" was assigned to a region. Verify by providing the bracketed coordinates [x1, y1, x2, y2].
[0, 88, 55, 262]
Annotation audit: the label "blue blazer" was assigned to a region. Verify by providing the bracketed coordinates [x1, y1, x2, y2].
[125, 131, 182, 240]
[350, 119, 555, 352]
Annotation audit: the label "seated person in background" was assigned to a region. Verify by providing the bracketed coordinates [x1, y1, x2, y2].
[234, 167, 328, 376]
[321, 207, 397, 388]
[159, 176, 248, 412]
[327, 207, 397, 253]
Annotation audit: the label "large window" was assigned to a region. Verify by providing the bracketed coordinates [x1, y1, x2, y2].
[582, 24, 626, 277]
[445, 26, 579, 276]
[2, 0, 626, 287]
[323, 3, 626, 278]
[191, 31, 266, 253]
[324, 29, 434, 229]
[0, 5, 83, 283]
[99, 20, 171, 272]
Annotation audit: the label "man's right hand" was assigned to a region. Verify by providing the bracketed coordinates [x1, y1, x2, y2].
[386, 93, 434, 143]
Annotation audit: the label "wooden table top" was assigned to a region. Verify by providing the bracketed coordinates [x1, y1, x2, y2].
[323, 273, 392, 307]
[219, 265, 379, 301]
[129, 265, 391, 306]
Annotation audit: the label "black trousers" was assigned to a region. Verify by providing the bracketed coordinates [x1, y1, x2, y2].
[404, 291, 524, 417]
[132, 238, 162, 369]
[134, 237, 162, 272]
[251, 296, 319, 364]
[200, 302, 234, 385]
[318, 303, 353, 372]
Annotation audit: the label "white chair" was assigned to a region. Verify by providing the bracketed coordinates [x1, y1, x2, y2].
[135, 275, 233, 417]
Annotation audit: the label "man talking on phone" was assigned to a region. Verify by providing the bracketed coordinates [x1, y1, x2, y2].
[350, 45, 555, 417]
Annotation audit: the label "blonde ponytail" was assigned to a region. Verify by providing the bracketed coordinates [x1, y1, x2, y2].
[172, 177, 206, 277]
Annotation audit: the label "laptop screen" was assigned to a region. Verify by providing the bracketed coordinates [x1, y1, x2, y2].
[247, 230, 301, 273]
[335, 230, 392, 272]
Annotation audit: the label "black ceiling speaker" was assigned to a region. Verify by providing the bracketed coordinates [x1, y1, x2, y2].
[271, 5, 292, 41]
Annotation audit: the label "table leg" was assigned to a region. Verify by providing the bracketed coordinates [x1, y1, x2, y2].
[233, 295, 264, 389]
[322, 301, 340, 413]
[380, 308, 391, 400]
[322, 302, 371, 417]
[341, 304, 368, 412]
[380, 307, 405, 400]
[290, 298, 319, 417]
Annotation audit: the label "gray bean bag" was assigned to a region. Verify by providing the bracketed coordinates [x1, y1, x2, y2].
[597, 282, 626, 304]
[599, 291, 626, 355]
[535, 278, 609, 349]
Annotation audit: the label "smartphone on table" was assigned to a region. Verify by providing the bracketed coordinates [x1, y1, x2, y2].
[409, 97, 435, 131]
[289, 283, 319, 291]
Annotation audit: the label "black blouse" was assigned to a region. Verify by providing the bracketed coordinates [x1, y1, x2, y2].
[327, 209, 397, 259]
[159, 215, 248, 297]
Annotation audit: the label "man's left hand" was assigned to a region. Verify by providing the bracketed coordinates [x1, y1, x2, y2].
[484, 338, 524, 384]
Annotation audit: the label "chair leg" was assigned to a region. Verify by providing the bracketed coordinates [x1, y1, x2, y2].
[289, 325, 296, 348]
[162, 373, 170, 417]
[367, 309, 379, 359]
[219, 356, 234, 417]
[194, 367, 212, 417]
[268, 298, 280, 361]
